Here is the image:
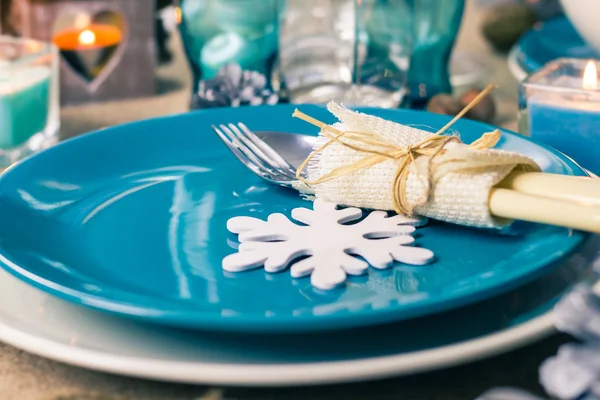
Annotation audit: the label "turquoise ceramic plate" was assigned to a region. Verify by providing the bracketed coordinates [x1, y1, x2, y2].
[0, 236, 595, 385]
[0, 105, 589, 332]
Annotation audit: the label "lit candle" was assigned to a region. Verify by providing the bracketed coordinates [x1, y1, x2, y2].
[584, 61, 597, 88]
[52, 23, 121, 80]
[521, 58, 600, 174]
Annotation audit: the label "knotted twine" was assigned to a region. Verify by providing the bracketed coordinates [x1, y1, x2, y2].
[291, 85, 541, 228]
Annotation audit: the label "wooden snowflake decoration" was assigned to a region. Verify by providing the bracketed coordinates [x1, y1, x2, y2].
[223, 199, 435, 290]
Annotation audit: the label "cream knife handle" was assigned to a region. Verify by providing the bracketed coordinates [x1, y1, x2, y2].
[500, 170, 600, 206]
[489, 188, 600, 233]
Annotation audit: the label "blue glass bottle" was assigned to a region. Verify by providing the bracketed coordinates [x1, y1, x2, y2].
[407, 0, 465, 108]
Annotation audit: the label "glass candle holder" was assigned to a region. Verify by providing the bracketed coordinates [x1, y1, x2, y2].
[0, 36, 59, 167]
[519, 58, 600, 174]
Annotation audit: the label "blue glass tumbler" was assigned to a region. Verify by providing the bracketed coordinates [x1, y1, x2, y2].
[407, 0, 465, 107]
[178, 0, 279, 95]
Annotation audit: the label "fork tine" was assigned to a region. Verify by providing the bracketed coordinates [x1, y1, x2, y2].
[227, 123, 288, 175]
[212, 125, 263, 175]
[218, 124, 290, 181]
[237, 123, 299, 176]
[212, 125, 273, 180]
[218, 124, 273, 173]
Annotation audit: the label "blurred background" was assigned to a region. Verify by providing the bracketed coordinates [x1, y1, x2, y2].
[0, 0, 574, 141]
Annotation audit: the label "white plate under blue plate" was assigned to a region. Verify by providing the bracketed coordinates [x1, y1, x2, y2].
[0, 104, 589, 333]
[0, 237, 596, 386]
[508, 16, 598, 81]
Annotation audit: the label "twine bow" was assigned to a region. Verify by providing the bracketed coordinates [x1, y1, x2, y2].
[292, 84, 501, 216]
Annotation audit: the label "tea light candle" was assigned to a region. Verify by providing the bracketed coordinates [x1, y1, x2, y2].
[53, 23, 121, 79]
[520, 58, 600, 174]
[0, 63, 50, 149]
[53, 23, 121, 50]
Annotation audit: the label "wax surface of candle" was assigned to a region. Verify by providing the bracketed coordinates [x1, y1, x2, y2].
[53, 24, 121, 50]
[528, 94, 600, 173]
[0, 66, 50, 148]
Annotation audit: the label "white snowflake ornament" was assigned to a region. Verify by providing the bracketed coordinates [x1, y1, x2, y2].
[223, 199, 435, 290]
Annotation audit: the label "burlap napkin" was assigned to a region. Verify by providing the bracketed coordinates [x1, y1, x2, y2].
[293, 102, 540, 229]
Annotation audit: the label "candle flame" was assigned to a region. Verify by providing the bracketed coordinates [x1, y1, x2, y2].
[78, 29, 96, 46]
[583, 60, 598, 90]
[174, 6, 182, 24]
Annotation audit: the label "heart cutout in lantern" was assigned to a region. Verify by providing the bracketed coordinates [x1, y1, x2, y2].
[52, 9, 126, 88]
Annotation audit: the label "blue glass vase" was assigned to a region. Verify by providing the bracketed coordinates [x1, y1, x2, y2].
[407, 0, 465, 107]
[178, 0, 279, 105]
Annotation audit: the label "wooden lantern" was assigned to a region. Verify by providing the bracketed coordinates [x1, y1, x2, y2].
[1, 0, 156, 105]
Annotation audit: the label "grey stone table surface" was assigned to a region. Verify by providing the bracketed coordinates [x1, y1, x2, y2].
[0, 3, 568, 400]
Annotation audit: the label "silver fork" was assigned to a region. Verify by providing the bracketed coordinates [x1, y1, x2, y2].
[211, 122, 303, 187]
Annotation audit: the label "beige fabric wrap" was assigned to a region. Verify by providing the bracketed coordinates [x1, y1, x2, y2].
[293, 102, 540, 229]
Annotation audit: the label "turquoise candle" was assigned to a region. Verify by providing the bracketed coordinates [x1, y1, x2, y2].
[520, 59, 600, 174]
[0, 66, 50, 149]
[528, 93, 600, 173]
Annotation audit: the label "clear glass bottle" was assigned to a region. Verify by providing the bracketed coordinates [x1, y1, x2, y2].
[277, 0, 413, 108]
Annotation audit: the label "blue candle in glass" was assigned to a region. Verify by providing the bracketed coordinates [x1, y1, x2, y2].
[0, 64, 50, 148]
[520, 58, 600, 174]
[0, 36, 59, 167]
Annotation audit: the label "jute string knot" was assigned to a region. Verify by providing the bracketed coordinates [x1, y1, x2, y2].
[292, 84, 502, 216]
